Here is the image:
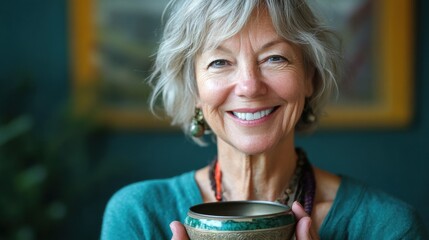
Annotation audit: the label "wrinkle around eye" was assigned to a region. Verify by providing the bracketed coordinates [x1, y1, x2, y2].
[258, 56, 290, 71]
[208, 59, 230, 69]
[266, 55, 289, 64]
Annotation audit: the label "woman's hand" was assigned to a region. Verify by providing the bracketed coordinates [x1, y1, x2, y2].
[292, 201, 319, 240]
[170, 221, 189, 240]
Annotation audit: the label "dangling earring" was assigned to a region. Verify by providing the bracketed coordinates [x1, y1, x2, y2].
[190, 108, 206, 137]
[302, 98, 316, 124]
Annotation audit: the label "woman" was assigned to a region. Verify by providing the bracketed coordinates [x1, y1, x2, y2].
[101, 0, 427, 239]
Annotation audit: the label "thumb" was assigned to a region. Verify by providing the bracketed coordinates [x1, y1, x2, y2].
[295, 216, 312, 240]
[292, 201, 319, 240]
[170, 221, 190, 240]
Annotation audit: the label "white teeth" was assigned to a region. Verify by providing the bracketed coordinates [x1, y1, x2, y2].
[233, 108, 274, 121]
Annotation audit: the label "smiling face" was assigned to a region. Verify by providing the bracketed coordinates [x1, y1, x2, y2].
[195, 10, 314, 155]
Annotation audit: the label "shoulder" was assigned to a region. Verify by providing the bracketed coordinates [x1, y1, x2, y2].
[101, 171, 201, 239]
[115, 171, 198, 201]
[321, 176, 428, 239]
[339, 176, 415, 216]
[107, 171, 196, 209]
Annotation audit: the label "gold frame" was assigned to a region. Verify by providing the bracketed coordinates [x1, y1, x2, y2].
[322, 0, 414, 128]
[69, 0, 414, 129]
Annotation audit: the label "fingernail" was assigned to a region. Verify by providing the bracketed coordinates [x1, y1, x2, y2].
[293, 201, 303, 208]
[170, 222, 176, 232]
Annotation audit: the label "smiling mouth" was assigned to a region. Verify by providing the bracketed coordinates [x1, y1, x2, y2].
[231, 106, 279, 121]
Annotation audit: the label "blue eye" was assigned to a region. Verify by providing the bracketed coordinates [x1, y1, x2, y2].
[209, 59, 229, 68]
[268, 55, 287, 63]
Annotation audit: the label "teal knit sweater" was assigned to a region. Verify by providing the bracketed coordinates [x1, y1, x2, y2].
[101, 171, 428, 239]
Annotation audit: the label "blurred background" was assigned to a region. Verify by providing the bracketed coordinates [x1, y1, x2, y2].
[1, 0, 428, 239]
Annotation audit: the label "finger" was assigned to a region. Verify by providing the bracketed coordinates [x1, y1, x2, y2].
[295, 216, 312, 240]
[170, 221, 189, 240]
[292, 201, 308, 220]
[292, 201, 319, 240]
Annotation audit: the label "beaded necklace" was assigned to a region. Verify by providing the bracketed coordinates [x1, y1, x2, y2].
[209, 148, 316, 215]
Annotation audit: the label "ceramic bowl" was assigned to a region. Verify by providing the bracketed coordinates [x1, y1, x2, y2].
[184, 201, 295, 240]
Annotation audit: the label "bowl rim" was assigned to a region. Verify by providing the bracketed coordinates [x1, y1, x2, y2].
[187, 200, 293, 220]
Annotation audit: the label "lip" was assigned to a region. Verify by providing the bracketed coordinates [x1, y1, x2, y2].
[228, 106, 280, 125]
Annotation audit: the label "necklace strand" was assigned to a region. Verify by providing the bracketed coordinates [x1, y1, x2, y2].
[209, 148, 315, 215]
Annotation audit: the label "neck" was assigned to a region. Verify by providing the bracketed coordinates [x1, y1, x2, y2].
[216, 136, 297, 201]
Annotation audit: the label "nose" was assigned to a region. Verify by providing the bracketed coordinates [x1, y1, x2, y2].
[234, 63, 268, 98]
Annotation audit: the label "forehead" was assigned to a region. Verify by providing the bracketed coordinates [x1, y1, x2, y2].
[201, 7, 277, 51]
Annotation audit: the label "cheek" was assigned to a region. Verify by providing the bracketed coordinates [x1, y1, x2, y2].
[197, 78, 230, 107]
[268, 73, 306, 101]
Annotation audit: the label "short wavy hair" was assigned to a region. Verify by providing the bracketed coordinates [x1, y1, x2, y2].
[148, 0, 341, 142]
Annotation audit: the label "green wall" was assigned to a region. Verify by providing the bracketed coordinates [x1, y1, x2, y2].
[1, 0, 428, 239]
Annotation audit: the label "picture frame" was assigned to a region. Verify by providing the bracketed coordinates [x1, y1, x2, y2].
[69, 0, 414, 130]
[316, 0, 415, 129]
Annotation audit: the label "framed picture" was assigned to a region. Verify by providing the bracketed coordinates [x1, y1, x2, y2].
[69, 0, 414, 129]
[69, 0, 172, 129]
[312, 0, 414, 128]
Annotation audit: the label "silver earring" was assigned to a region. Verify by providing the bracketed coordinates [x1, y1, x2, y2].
[190, 108, 206, 137]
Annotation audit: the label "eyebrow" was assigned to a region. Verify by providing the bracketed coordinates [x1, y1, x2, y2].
[212, 37, 288, 54]
[214, 45, 233, 54]
[260, 38, 287, 51]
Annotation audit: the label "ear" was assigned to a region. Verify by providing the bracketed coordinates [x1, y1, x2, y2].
[305, 67, 316, 97]
[195, 96, 202, 108]
[195, 98, 202, 109]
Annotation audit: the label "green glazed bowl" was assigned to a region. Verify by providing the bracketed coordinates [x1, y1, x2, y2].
[184, 201, 295, 240]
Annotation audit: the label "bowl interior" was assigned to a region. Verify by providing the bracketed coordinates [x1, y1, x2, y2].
[189, 201, 291, 219]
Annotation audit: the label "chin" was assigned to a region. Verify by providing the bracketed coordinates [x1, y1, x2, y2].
[234, 140, 276, 156]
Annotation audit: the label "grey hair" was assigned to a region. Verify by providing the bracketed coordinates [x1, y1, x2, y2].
[148, 0, 341, 143]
